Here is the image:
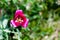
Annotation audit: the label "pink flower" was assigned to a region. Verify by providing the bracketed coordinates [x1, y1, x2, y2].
[10, 10, 29, 28]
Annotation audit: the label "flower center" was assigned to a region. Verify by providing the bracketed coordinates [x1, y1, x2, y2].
[15, 18, 23, 23]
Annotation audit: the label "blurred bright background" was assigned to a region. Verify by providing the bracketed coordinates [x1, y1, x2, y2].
[0, 0, 60, 40]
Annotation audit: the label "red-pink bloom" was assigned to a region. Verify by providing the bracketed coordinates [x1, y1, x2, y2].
[10, 10, 29, 28]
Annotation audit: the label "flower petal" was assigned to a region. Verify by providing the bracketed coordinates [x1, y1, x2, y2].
[14, 10, 25, 19]
[22, 18, 29, 28]
[10, 20, 17, 27]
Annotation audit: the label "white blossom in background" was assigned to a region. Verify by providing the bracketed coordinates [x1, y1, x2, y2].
[41, 0, 44, 2]
[2, 19, 8, 28]
[37, 0, 44, 2]
[19, 0, 23, 2]
[39, 12, 42, 16]
[47, 18, 53, 27]
[39, 5, 43, 10]
[30, 32, 36, 40]
[47, 11, 53, 27]
[42, 35, 48, 40]
[26, 3, 31, 10]
[56, 0, 60, 5]
[40, 5, 43, 8]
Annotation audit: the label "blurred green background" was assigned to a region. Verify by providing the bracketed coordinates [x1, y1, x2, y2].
[0, 0, 60, 40]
